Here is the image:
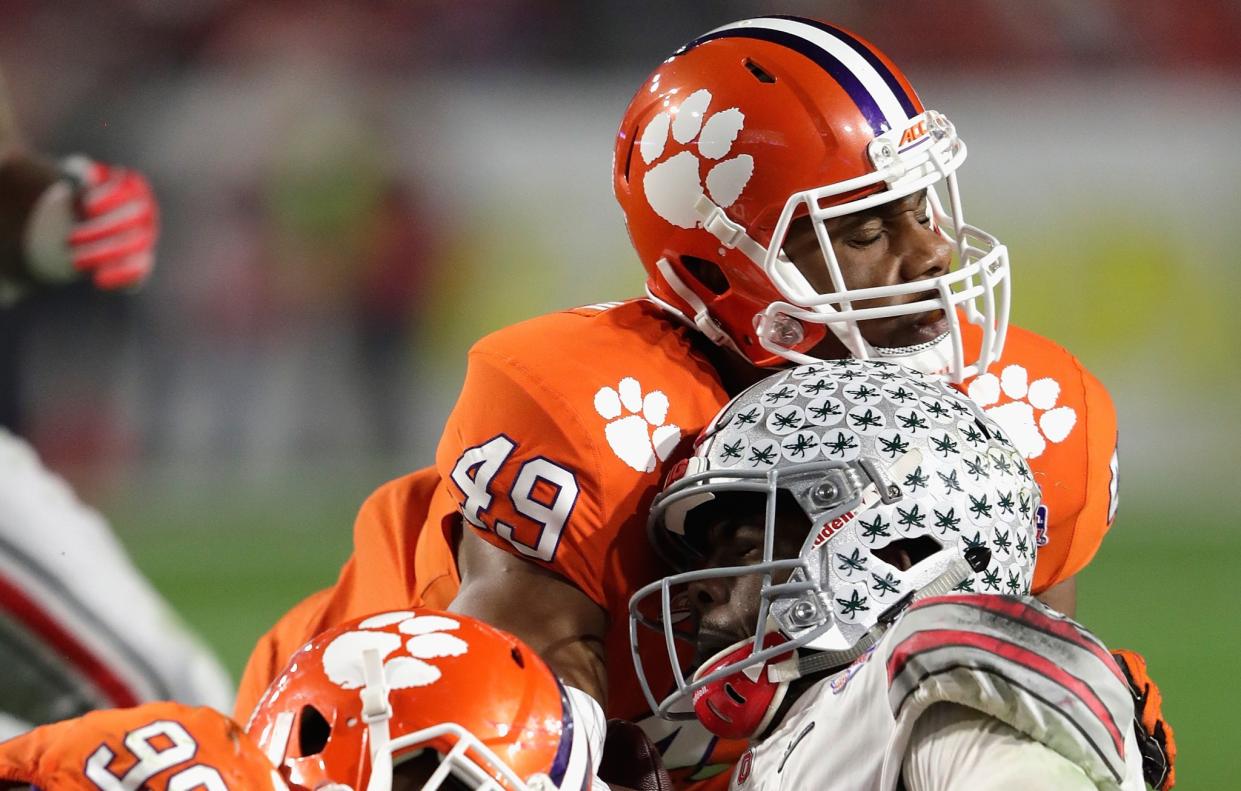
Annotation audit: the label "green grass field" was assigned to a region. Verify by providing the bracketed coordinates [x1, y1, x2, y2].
[105, 478, 1236, 788]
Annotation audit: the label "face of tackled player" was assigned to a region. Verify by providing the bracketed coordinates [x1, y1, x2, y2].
[784, 190, 953, 357]
[680, 490, 927, 663]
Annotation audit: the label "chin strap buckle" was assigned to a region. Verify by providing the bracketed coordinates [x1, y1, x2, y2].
[359, 649, 392, 724]
[696, 195, 746, 249]
[654, 257, 734, 349]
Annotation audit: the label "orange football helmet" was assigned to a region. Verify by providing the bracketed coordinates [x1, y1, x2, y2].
[246, 610, 593, 791]
[613, 15, 1009, 381]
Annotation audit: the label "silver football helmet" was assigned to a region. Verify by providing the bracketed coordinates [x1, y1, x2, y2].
[629, 359, 1040, 729]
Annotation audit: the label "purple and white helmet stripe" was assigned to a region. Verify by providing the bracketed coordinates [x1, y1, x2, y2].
[682, 16, 918, 135]
[771, 15, 920, 119]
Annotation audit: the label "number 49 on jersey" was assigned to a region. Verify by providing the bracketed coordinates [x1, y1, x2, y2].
[450, 435, 580, 562]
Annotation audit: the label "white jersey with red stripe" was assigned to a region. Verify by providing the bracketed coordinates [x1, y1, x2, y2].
[0, 428, 232, 738]
[729, 594, 1143, 791]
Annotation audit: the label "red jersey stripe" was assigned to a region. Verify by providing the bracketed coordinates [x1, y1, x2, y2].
[886, 627, 1125, 758]
[0, 574, 140, 707]
[909, 594, 1125, 687]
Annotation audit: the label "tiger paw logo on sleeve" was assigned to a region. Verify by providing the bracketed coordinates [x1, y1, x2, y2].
[594, 377, 682, 473]
[966, 364, 1077, 459]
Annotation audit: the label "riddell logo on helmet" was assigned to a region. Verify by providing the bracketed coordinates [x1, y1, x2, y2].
[810, 510, 856, 549]
[899, 119, 928, 147]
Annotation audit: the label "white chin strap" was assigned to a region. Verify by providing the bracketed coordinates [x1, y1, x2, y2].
[360, 648, 395, 791]
[652, 257, 744, 356]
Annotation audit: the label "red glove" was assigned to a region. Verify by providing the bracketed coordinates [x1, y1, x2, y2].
[1112, 649, 1176, 789]
[64, 158, 159, 290]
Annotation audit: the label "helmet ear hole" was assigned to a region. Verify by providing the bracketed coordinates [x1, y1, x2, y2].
[621, 123, 639, 185]
[682, 256, 730, 296]
[296, 705, 332, 757]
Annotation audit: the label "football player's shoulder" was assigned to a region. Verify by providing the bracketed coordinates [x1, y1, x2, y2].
[75, 701, 239, 739]
[881, 593, 1133, 788]
[456, 299, 731, 460]
[963, 322, 1115, 450]
[470, 298, 721, 391]
[968, 326, 1117, 593]
[995, 323, 1108, 394]
[438, 299, 731, 607]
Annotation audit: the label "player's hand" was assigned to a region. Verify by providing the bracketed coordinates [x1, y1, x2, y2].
[64, 157, 158, 290]
[597, 719, 671, 791]
[1112, 649, 1175, 789]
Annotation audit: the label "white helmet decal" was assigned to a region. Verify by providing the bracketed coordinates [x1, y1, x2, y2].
[321, 612, 468, 691]
[640, 88, 753, 228]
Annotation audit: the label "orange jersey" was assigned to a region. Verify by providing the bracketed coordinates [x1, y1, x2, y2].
[0, 702, 285, 790]
[236, 300, 1118, 784]
[432, 302, 1116, 704]
[435, 300, 730, 630]
[956, 321, 1119, 591]
[433, 300, 738, 783]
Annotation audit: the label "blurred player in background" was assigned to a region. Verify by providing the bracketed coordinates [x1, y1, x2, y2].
[629, 361, 1146, 789]
[0, 72, 232, 737]
[236, 15, 1172, 789]
[0, 701, 287, 790]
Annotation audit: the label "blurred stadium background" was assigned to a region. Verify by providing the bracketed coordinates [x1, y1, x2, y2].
[2, 0, 1237, 785]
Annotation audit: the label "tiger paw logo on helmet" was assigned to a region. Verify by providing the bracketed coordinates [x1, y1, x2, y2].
[639, 88, 754, 228]
[322, 612, 468, 690]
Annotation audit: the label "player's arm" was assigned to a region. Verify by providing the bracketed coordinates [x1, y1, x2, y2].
[0, 71, 157, 303]
[1036, 574, 1076, 616]
[450, 546, 618, 791]
[0, 73, 59, 292]
[438, 340, 639, 709]
[451, 534, 624, 791]
[451, 527, 609, 703]
[901, 703, 1099, 791]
